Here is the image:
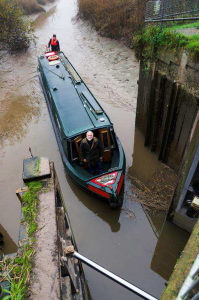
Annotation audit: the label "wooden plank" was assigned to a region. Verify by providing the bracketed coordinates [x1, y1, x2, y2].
[56, 208, 78, 294]
[81, 91, 103, 114]
[144, 70, 159, 146]
[158, 79, 173, 159]
[172, 93, 197, 169]
[160, 82, 180, 163]
[61, 277, 72, 300]
[151, 75, 167, 152]
[61, 59, 81, 83]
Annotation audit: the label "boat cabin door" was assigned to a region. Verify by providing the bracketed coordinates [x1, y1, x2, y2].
[74, 135, 82, 161]
[99, 128, 112, 162]
[74, 135, 88, 169]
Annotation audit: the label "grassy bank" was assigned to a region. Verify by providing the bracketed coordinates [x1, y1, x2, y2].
[77, 0, 147, 46]
[19, 0, 55, 15]
[133, 24, 199, 63]
[0, 181, 42, 299]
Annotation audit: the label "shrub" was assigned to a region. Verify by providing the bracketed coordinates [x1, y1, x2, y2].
[0, 0, 35, 51]
[133, 26, 199, 62]
[77, 0, 147, 41]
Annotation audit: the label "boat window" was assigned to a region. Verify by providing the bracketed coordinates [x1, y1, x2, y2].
[103, 132, 109, 150]
[110, 130, 116, 148]
[100, 129, 111, 149]
[99, 128, 112, 162]
[71, 141, 78, 161]
[75, 136, 82, 161]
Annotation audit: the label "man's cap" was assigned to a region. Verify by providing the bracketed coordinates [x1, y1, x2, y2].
[53, 34, 56, 37]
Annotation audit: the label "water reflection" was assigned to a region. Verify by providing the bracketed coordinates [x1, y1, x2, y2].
[0, 224, 17, 256]
[66, 172, 122, 233]
[131, 126, 189, 280]
[143, 208, 189, 281]
[130, 127, 162, 185]
[33, 5, 58, 30]
[0, 94, 41, 149]
[150, 221, 189, 280]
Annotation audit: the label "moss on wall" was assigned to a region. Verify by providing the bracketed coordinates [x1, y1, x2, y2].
[161, 219, 199, 299]
[133, 26, 199, 63]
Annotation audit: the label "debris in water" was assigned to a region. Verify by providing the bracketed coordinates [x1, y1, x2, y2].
[122, 204, 136, 219]
[127, 165, 177, 211]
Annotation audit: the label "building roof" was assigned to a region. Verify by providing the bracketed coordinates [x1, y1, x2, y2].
[38, 52, 111, 138]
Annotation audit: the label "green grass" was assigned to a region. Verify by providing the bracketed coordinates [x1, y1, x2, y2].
[167, 21, 199, 31]
[21, 181, 42, 236]
[133, 25, 199, 64]
[35, 157, 41, 175]
[0, 181, 42, 300]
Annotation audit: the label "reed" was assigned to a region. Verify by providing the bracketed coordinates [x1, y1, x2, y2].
[77, 0, 147, 42]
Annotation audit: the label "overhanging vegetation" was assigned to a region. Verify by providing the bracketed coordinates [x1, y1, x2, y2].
[133, 24, 199, 63]
[0, 0, 35, 51]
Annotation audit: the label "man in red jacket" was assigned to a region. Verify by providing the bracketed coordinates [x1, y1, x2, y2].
[48, 34, 60, 51]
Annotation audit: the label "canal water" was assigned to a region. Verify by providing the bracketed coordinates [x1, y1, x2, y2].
[0, 0, 189, 299]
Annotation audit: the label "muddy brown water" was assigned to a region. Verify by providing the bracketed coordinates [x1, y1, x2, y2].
[0, 0, 189, 299]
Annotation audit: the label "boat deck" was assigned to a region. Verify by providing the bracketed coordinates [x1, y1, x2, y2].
[38, 52, 112, 138]
[71, 150, 119, 179]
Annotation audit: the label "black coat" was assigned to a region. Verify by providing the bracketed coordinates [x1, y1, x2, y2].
[80, 137, 103, 163]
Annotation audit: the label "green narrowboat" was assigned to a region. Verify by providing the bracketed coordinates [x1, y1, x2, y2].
[38, 51, 125, 207]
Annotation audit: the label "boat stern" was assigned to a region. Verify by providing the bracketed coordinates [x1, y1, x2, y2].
[87, 171, 124, 208]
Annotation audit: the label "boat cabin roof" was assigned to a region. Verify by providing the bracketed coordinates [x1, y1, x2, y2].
[38, 52, 112, 138]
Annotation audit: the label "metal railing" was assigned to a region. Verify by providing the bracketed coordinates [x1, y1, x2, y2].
[145, 0, 199, 30]
[176, 254, 199, 300]
[65, 246, 158, 300]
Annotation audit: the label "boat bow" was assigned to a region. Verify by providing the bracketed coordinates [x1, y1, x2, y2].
[87, 171, 124, 206]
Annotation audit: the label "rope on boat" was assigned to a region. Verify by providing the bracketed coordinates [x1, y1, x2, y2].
[43, 66, 65, 80]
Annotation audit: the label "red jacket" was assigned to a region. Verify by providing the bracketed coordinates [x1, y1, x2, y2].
[48, 38, 60, 51]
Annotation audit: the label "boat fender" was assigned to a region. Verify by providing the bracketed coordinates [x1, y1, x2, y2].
[48, 55, 59, 61]
[110, 191, 119, 209]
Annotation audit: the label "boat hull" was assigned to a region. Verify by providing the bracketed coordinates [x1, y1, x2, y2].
[38, 56, 125, 207]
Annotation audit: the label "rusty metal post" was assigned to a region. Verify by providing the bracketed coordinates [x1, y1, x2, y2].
[16, 187, 28, 202]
